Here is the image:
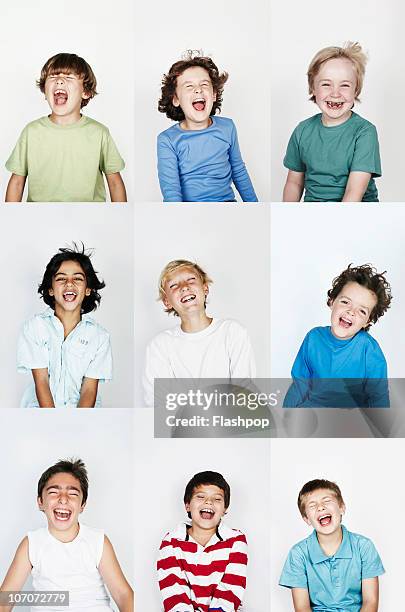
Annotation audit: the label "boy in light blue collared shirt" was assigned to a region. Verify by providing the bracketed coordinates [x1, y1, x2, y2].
[280, 479, 384, 612]
[17, 244, 112, 408]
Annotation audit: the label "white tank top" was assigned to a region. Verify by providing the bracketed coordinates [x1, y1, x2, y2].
[28, 523, 112, 611]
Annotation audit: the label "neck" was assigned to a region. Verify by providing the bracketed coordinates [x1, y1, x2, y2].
[321, 110, 352, 127]
[180, 116, 212, 131]
[54, 306, 82, 338]
[180, 312, 212, 333]
[188, 523, 217, 546]
[48, 521, 80, 543]
[49, 110, 82, 126]
[317, 525, 343, 556]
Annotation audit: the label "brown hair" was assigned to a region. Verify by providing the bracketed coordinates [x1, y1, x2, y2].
[327, 264, 392, 331]
[37, 53, 97, 107]
[158, 259, 212, 317]
[158, 50, 228, 121]
[307, 42, 367, 102]
[298, 479, 344, 517]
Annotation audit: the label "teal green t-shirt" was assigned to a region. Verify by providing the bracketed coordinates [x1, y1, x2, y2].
[6, 116, 125, 202]
[284, 112, 381, 202]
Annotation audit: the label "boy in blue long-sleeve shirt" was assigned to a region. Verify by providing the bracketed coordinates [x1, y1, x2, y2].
[157, 50, 258, 202]
[284, 264, 392, 407]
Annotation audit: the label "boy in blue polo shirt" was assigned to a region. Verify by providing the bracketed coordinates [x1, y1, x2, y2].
[283, 264, 392, 408]
[280, 479, 384, 611]
[283, 42, 381, 202]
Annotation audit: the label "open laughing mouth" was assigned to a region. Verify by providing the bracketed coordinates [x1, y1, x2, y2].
[200, 508, 215, 520]
[318, 514, 332, 527]
[339, 316, 352, 329]
[192, 98, 206, 111]
[54, 89, 68, 105]
[326, 101, 344, 110]
[180, 294, 196, 304]
[54, 508, 72, 521]
[63, 291, 77, 302]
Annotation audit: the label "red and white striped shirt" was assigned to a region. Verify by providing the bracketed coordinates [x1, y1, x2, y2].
[157, 521, 248, 612]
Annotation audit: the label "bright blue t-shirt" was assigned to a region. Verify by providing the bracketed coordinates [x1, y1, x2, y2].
[157, 116, 258, 202]
[279, 525, 385, 612]
[284, 326, 388, 407]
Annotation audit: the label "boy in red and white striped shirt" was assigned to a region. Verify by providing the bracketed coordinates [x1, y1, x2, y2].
[157, 471, 248, 612]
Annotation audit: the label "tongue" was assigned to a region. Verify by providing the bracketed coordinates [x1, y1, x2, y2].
[193, 102, 205, 111]
[54, 94, 68, 105]
[201, 511, 213, 519]
[340, 318, 351, 328]
[320, 517, 331, 526]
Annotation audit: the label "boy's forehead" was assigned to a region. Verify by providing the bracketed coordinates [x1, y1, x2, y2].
[54, 260, 86, 276]
[164, 266, 200, 284]
[304, 488, 338, 504]
[44, 472, 82, 491]
[177, 66, 212, 84]
[192, 484, 224, 497]
[337, 281, 377, 309]
[316, 57, 356, 81]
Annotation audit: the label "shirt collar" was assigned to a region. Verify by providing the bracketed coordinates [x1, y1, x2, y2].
[41, 307, 95, 325]
[308, 525, 353, 563]
[170, 520, 235, 543]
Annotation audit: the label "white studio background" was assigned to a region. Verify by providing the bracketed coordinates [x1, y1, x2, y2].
[0, 0, 134, 201]
[134, 0, 270, 202]
[0, 409, 134, 610]
[270, 438, 404, 610]
[0, 205, 134, 408]
[270, 204, 405, 378]
[134, 203, 271, 406]
[271, 0, 403, 202]
[134, 409, 271, 611]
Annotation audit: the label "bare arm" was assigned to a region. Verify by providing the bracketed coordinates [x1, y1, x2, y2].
[106, 172, 127, 202]
[77, 377, 99, 408]
[342, 171, 371, 202]
[98, 536, 134, 612]
[283, 170, 305, 202]
[360, 577, 379, 612]
[291, 588, 312, 612]
[32, 369, 55, 408]
[5, 175, 26, 202]
[0, 537, 32, 612]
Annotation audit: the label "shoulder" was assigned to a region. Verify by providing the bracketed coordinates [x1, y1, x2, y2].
[214, 116, 235, 129]
[217, 318, 248, 334]
[158, 123, 180, 141]
[345, 528, 377, 553]
[356, 330, 383, 352]
[159, 522, 188, 545]
[148, 325, 180, 346]
[22, 310, 53, 331]
[286, 535, 311, 561]
[351, 113, 378, 134]
[82, 316, 110, 339]
[218, 523, 247, 544]
[293, 114, 321, 134]
[81, 116, 110, 133]
[302, 326, 325, 343]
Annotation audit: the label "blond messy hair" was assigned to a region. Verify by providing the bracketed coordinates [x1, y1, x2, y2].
[307, 42, 367, 103]
[158, 260, 213, 317]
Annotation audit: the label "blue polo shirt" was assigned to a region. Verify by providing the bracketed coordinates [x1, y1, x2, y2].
[279, 526, 384, 612]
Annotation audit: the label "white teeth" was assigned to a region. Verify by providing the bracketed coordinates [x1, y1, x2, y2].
[201, 508, 214, 513]
[181, 294, 195, 303]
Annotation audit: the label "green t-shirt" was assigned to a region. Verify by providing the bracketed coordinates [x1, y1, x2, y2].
[6, 115, 125, 202]
[284, 112, 381, 202]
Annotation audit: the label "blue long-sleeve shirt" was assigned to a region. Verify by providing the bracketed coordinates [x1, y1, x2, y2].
[157, 116, 258, 202]
[284, 326, 389, 408]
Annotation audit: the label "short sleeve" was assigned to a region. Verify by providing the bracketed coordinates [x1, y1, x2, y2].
[143, 335, 174, 407]
[6, 126, 29, 176]
[100, 129, 125, 175]
[359, 538, 385, 579]
[284, 125, 306, 173]
[279, 545, 309, 589]
[226, 321, 256, 378]
[17, 319, 49, 374]
[84, 331, 113, 381]
[350, 124, 381, 177]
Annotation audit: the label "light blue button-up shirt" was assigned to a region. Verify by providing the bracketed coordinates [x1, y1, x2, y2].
[279, 525, 384, 611]
[17, 309, 112, 407]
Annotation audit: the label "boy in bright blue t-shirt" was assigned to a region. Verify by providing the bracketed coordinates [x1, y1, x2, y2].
[157, 50, 258, 202]
[284, 264, 392, 407]
[279, 479, 384, 612]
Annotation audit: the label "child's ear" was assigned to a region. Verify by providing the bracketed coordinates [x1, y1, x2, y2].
[48, 288, 54, 297]
[185, 502, 190, 513]
[37, 496, 44, 512]
[172, 94, 180, 108]
[82, 90, 91, 101]
[340, 503, 346, 516]
[203, 284, 209, 297]
[302, 514, 311, 526]
[163, 296, 172, 310]
[79, 502, 86, 513]
[85, 288, 91, 296]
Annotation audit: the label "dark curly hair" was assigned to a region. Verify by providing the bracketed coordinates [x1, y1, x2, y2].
[327, 263, 392, 330]
[38, 458, 89, 505]
[184, 471, 231, 518]
[37, 53, 97, 108]
[38, 243, 105, 314]
[158, 51, 228, 121]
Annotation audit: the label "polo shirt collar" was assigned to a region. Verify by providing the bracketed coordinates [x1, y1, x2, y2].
[171, 520, 233, 543]
[41, 307, 95, 326]
[308, 525, 353, 564]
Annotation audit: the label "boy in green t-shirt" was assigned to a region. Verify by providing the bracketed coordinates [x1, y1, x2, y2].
[283, 42, 381, 203]
[5, 53, 127, 202]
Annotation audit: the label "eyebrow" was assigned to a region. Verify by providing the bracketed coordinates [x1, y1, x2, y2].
[54, 272, 85, 278]
[46, 485, 81, 492]
[340, 295, 370, 310]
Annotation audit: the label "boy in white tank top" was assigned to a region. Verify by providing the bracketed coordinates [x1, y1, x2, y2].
[0, 459, 133, 612]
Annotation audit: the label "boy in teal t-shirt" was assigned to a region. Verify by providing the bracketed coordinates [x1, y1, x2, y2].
[5, 53, 127, 202]
[283, 42, 381, 203]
